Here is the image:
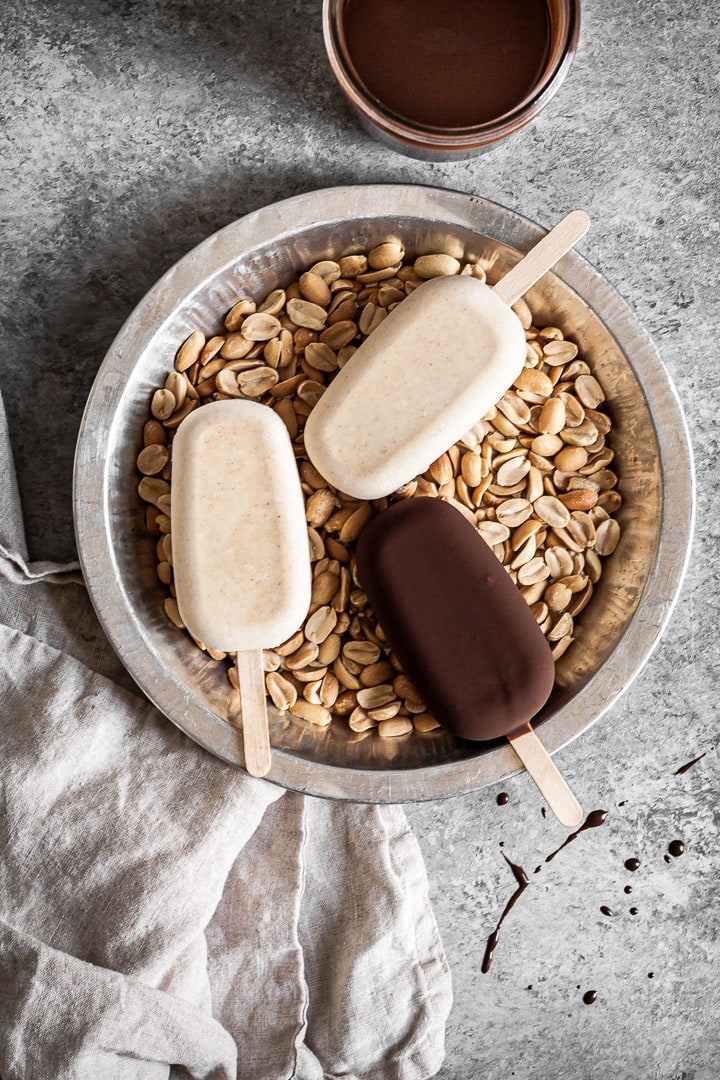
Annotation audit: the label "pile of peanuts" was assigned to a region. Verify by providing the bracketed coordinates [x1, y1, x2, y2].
[137, 240, 621, 739]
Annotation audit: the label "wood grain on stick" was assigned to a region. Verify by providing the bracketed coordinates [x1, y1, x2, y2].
[492, 210, 590, 308]
[236, 649, 272, 778]
[508, 724, 583, 828]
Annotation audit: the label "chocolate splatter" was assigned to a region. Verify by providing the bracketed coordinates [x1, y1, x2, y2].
[544, 809, 608, 864]
[629, 907, 639, 915]
[482, 810, 609, 973]
[496, 792, 510, 806]
[600, 905, 614, 917]
[624, 885, 633, 894]
[624, 858, 641, 872]
[481, 853, 529, 973]
[668, 840, 685, 858]
[675, 752, 706, 775]
[583, 990, 597, 1004]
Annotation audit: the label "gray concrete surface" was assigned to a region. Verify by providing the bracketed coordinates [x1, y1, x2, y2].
[1, 1, 718, 1077]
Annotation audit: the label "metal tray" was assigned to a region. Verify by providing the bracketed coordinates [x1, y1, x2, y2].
[73, 185, 694, 802]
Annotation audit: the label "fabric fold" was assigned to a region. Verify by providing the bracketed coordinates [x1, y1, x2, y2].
[206, 792, 310, 1080]
[0, 622, 283, 993]
[0, 395, 81, 585]
[298, 800, 452, 1080]
[0, 921, 237, 1080]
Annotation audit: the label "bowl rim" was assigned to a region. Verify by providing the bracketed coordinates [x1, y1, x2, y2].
[73, 183, 695, 803]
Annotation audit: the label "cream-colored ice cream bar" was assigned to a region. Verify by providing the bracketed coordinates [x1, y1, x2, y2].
[172, 399, 311, 652]
[304, 275, 526, 501]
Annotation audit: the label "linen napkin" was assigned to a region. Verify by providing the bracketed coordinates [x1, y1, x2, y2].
[0, 394, 452, 1080]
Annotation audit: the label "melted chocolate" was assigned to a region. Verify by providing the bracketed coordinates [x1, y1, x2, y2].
[355, 499, 555, 741]
[481, 853, 529, 973]
[544, 809, 608, 864]
[339, 0, 551, 129]
[530, 808, 608, 875]
[675, 752, 706, 775]
[624, 858, 641, 872]
[483, 810, 608, 972]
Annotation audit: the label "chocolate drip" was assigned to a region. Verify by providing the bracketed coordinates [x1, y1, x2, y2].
[481, 854, 530, 973]
[544, 809, 608, 864]
[675, 752, 706, 775]
[482, 810, 608, 974]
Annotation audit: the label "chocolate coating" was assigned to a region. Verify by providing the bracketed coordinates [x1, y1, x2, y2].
[355, 498, 555, 741]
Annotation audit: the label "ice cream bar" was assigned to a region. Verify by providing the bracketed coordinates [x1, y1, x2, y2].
[305, 211, 590, 501]
[172, 399, 311, 653]
[305, 275, 526, 501]
[355, 497, 553, 739]
[171, 399, 311, 776]
[355, 497, 582, 826]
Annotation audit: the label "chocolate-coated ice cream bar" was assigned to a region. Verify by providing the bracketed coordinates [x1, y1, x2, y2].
[356, 497, 582, 825]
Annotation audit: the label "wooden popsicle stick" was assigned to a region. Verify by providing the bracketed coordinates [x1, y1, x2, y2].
[235, 649, 272, 778]
[491, 209, 590, 308]
[507, 724, 583, 828]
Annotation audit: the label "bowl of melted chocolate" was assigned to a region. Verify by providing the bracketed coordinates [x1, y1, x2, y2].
[324, 0, 580, 158]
